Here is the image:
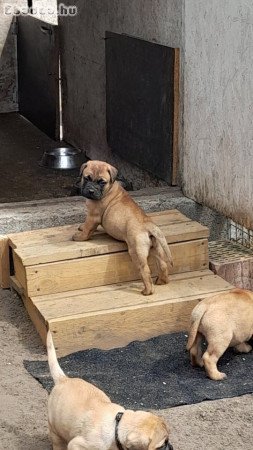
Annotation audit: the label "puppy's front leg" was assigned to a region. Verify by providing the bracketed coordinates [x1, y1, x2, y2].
[72, 217, 100, 241]
[67, 436, 88, 449]
[50, 430, 66, 450]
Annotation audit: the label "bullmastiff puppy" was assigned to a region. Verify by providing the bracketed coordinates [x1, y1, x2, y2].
[187, 288, 253, 380]
[47, 331, 174, 450]
[72, 160, 173, 295]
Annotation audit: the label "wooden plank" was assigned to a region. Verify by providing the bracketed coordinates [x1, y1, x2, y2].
[47, 286, 232, 356]
[9, 277, 47, 344]
[9, 275, 24, 296]
[22, 292, 47, 344]
[48, 296, 201, 355]
[7, 209, 190, 249]
[172, 48, 180, 185]
[35, 269, 213, 302]
[34, 272, 231, 320]
[13, 251, 27, 293]
[14, 221, 209, 266]
[25, 239, 209, 296]
[0, 235, 10, 288]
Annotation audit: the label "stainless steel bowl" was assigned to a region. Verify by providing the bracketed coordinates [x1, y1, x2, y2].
[40, 147, 84, 170]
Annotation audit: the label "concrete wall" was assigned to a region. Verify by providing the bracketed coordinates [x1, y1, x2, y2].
[182, 0, 253, 229]
[0, 0, 24, 112]
[59, 0, 182, 188]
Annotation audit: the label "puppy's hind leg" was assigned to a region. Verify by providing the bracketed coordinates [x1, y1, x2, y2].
[190, 332, 204, 367]
[128, 239, 154, 296]
[203, 336, 231, 381]
[150, 240, 169, 285]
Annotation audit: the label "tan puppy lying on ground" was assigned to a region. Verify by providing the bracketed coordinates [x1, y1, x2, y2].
[187, 288, 253, 381]
[47, 331, 173, 450]
[72, 160, 173, 295]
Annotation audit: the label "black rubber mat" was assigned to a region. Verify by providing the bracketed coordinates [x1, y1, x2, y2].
[24, 332, 253, 410]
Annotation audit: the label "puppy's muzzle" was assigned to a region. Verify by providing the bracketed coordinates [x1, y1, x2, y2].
[81, 181, 104, 200]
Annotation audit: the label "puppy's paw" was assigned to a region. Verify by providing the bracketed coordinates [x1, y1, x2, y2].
[78, 223, 84, 231]
[155, 275, 169, 285]
[141, 286, 154, 296]
[210, 372, 227, 381]
[72, 232, 87, 241]
[234, 343, 252, 353]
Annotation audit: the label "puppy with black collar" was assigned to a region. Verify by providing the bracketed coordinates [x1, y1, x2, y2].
[47, 331, 173, 450]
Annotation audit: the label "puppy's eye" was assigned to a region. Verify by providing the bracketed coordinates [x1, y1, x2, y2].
[98, 179, 106, 185]
[84, 175, 92, 182]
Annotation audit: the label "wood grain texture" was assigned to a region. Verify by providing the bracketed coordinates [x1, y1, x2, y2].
[15, 220, 209, 266]
[35, 269, 213, 303]
[7, 210, 191, 250]
[25, 239, 209, 297]
[13, 250, 27, 292]
[34, 271, 231, 320]
[0, 235, 10, 288]
[9, 275, 24, 296]
[40, 273, 232, 356]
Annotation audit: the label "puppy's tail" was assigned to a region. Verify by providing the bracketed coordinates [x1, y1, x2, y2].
[47, 331, 66, 384]
[146, 222, 173, 267]
[186, 304, 206, 350]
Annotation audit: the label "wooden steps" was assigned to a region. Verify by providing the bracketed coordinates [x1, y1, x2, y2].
[10, 270, 232, 356]
[4, 209, 233, 356]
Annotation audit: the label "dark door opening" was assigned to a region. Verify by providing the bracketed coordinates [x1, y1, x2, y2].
[17, 15, 59, 139]
[106, 32, 179, 184]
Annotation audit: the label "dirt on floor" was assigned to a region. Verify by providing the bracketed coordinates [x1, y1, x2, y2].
[1, 287, 253, 450]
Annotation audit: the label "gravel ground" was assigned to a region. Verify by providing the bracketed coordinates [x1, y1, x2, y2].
[1, 288, 253, 450]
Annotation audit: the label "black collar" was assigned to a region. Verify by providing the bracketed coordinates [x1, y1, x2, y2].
[115, 412, 124, 450]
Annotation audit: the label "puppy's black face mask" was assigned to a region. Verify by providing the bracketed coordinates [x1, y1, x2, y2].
[81, 176, 107, 200]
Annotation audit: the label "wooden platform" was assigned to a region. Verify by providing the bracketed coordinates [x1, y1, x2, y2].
[2, 209, 233, 356]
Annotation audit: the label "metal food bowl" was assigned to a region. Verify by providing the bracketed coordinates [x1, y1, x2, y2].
[40, 147, 84, 170]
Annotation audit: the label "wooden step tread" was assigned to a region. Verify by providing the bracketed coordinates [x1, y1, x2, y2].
[8, 209, 209, 266]
[8, 210, 189, 248]
[16, 270, 233, 356]
[33, 270, 232, 320]
[14, 239, 208, 297]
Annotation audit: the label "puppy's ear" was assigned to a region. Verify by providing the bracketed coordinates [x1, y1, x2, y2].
[107, 164, 118, 183]
[79, 162, 88, 176]
[125, 431, 148, 450]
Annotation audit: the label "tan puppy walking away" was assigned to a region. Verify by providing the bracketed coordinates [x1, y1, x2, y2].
[187, 288, 253, 381]
[72, 160, 173, 295]
[47, 331, 173, 450]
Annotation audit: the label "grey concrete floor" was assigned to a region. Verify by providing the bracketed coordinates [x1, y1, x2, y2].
[0, 113, 82, 202]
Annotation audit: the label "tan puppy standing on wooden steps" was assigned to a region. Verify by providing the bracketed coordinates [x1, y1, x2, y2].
[72, 160, 173, 295]
[47, 331, 174, 450]
[187, 288, 253, 381]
